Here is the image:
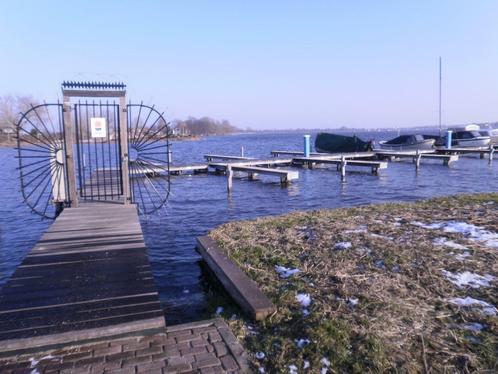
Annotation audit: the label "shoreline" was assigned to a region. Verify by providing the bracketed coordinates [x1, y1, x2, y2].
[209, 193, 498, 373]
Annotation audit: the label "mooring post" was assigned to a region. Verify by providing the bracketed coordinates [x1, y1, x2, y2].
[340, 155, 347, 182]
[304, 134, 311, 158]
[489, 145, 494, 165]
[167, 145, 172, 164]
[226, 165, 233, 192]
[415, 149, 421, 170]
[241, 146, 244, 157]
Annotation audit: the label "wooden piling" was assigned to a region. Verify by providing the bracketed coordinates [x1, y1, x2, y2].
[226, 165, 233, 192]
[340, 156, 347, 182]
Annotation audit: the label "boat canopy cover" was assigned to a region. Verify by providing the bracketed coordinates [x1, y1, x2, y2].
[315, 132, 371, 153]
[449, 124, 480, 132]
[383, 134, 427, 145]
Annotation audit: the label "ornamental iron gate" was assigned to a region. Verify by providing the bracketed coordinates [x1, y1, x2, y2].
[74, 101, 123, 201]
[16, 81, 171, 219]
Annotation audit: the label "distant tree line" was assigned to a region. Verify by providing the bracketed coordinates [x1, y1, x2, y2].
[172, 116, 240, 136]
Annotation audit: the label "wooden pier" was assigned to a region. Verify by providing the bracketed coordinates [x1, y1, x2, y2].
[375, 150, 459, 167]
[204, 154, 255, 162]
[0, 203, 165, 354]
[271, 150, 377, 158]
[292, 156, 387, 174]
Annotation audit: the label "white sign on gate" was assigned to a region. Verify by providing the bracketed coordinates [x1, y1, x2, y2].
[91, 117, 107, 138]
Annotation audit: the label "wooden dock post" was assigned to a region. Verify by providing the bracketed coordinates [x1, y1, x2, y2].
[226, 165, 233, 192]
[340, 155, 347, 182]
[415, 149, 422, 170]
[62, 100, 78, 208]
[489, 145, 495, 165]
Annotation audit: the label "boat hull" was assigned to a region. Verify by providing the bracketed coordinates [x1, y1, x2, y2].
[451, 137, 491, 148]
[378, 139, 435, 151]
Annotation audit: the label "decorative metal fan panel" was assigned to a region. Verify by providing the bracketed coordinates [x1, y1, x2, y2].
[127, 103, 171, 215]
[16, 103, 69, 219]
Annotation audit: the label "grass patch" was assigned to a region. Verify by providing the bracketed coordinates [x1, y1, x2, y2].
[210, 193, 498, 373]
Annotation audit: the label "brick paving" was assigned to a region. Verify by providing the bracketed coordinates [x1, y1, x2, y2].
[0, 319, 249, 373]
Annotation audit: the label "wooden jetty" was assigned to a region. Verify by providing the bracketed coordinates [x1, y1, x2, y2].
[271, 150, 377, 159]
[374, 150, 459, 167]
[292, 156, 387, 175]
[436, 146, 496, 163]
[204, 154, 255, 162]
[207, 161, 298, 191]
[0, 203, 165, 354]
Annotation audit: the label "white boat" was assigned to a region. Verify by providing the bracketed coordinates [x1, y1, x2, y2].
[442, 125, 491, 148]
[479, 125, 498, 145]
[378, 134, 435, 151]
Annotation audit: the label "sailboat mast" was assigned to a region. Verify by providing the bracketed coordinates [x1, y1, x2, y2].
[439, 56, 442, 136]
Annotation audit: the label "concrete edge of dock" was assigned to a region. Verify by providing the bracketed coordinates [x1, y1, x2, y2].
[196, 236, 276, 321]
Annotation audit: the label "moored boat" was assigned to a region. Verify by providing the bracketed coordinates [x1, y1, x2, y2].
[315, 133, 372, 153]
[377, 134, 435, 151]
[436, 125, 491, 148]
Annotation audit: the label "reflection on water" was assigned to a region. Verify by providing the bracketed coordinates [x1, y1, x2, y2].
[1, 131, 498, 324]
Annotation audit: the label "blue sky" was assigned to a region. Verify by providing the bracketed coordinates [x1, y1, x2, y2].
[1, 1, 498, 129]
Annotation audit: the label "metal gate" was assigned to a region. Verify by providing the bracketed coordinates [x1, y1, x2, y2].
[16, 81, 171, 219]
[74, 101, 124, 201]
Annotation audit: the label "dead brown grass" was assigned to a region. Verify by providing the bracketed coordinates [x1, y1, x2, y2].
[210, 193, 498, 373]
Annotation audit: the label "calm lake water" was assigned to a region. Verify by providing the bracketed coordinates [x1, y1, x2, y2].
[1, 131, 498, 324]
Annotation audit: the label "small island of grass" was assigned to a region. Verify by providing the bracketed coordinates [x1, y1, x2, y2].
[209, 193, 498, 373]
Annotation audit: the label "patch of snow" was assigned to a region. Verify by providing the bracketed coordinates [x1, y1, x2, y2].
[442, 221, 498, 248]
[355, 247, 371, 256]
[411, 221, 444, 229]
[344, 226, 367, 234]
[289, 364, 298, 374]
[462, 322, 484, 332]
[30, 355, 54, 368]
[258, 368, 266, 373]
[433, 237, 468, 250]
[275, 265, 301, 278]
[455, 252, 471, 261]
[484, 201, 495, 205]
[369, 233, 393, 240]
[302, 308, 310, 316]
[442, 270, 495, 288]
[255, 352, 265, 360]
[294, 338, 311, 348]
[347, 297, 359, 307]
[414, 221, 498, 249]
[215, 306, 224, 315]
[303, 360, 310, 369]
[448, 297, 497, 316]
[296, 293, 311, 308]
[320, 357, 331, 367]
[334, 241, 352, 250]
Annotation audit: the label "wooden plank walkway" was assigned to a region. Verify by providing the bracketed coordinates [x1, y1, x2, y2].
[0, 203, 165, 354]
[271, 150, 377, 158]
[374, 150, 459, 166]
[204, 154, 255, 161]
